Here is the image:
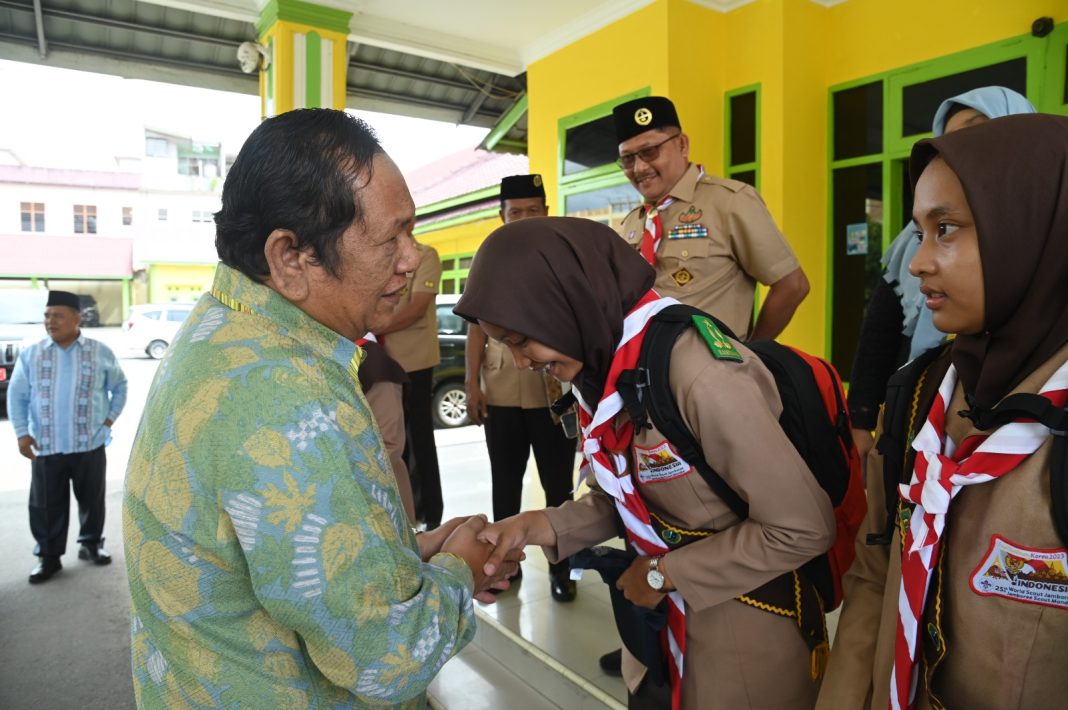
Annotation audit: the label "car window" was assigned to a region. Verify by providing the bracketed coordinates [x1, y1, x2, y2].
[141, 310, 162, 320]
[166, 309, 191, 323]
[436, 305, 466, 335]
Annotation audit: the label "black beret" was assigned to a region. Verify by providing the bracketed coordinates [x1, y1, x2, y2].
[46, 290, 79, 310]
[500, 174, 546, 202]
[613, 96, 681, 143]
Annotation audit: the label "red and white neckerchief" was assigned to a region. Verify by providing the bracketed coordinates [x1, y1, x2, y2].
[638, 165, 705, 267]
[890, 359, 1068, 710]
[573, 290, 686, 710]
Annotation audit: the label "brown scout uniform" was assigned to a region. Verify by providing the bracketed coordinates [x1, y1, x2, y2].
[542, 330, 835, 709]
[383, 243, 442, 373]
[619, 164, 800, 338]
[817, 342, 1068, 710]
[364, 380, 416, 524]
[482, 338, 554, 408]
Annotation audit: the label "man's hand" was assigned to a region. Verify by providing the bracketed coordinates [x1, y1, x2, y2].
[477, 510, 556, 577]
[104, 418, 113, 428]
[441, 515, 524, 602]
[616, 555, 673, 609]
[417, 516, 471, 562]
[466, 383, 488, 425]
[17, 435, 37, 461]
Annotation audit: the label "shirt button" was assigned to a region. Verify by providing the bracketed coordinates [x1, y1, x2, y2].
[681, 250, 689, 257]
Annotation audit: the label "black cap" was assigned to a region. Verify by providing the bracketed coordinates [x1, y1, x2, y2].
[46, 290, 79, 310]
[500, 174, 546, 202]
[612, 96, 681, 143]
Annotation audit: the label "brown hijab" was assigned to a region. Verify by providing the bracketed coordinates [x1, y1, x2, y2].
[909, 113, 1068, 410]
[454, 216, 656, 406]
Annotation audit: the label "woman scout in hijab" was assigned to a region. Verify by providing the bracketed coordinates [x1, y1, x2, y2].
[817, 114, 1068, 710]
[454, 217, 835, 710]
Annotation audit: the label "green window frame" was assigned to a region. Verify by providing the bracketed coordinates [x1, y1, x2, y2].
[724, 83, 761, 189]
[439, 251, 475, 295]
[826, 23, 1065, 366]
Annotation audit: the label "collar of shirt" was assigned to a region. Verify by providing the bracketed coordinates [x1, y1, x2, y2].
[210, 263, 363, 380]
[43, 332, 85, 351]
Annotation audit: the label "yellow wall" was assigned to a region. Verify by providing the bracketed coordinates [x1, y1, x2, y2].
[148, 264, 215, 304]
[417, 215, 500, 260]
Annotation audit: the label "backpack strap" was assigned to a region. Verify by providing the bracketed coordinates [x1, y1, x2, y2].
[868, 343, 953, 545]
[617, 304, 750, 519]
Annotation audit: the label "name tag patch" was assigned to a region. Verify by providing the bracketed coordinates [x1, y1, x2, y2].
[668, 224, 708, 239]
[634, 441, 692, 484]
[969, 534, 1068, 610]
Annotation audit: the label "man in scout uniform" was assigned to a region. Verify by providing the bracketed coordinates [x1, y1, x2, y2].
[613, 95, 809, 340]
[464, 174, 578, 602]
[378, 241, 444, 529]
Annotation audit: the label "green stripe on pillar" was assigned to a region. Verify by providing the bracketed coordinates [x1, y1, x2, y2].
[306, 32, 321, 107]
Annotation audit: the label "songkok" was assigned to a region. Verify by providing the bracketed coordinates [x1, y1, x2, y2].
[613, 96, 681, 143]
[500, 174, 546, 201]
[47, 290, 79, 310]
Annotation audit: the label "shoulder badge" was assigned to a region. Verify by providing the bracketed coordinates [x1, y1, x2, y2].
[692, 315, 742, 362]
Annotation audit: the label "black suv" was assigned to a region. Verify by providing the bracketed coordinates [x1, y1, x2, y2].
[432, 295, 469, 428]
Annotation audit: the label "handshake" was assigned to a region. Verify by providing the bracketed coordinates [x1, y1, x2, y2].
[417, 511, 558, 603]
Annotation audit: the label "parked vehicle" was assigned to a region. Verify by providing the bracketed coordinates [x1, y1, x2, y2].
[432, 294, 469, 428]
[123, 303, 194, 359]
[77, 294, 101, 327]
[0, 289, 47, 416]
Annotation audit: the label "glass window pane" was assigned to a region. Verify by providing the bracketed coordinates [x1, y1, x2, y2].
[563, 114, 619, 175]
[831, 163, 884, 375]
[74, 214, 85, 233]
[729, 169, 757, 188]
[87, 216, 97, 234]
[21, 213, 31, 232]
[901, 58, 1026, 137]
[1063, 45, 1067, 105]
[458, 256, 473, 270]
[833, 81, 883, 160]
[35, 216, 44, 232]
[563, 182, 641, 232]
[729, 92, 757, 166]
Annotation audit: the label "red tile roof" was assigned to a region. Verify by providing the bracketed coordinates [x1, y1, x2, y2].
[405, 148, 528, 208]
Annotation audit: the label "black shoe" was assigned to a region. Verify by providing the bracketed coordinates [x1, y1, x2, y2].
[29, 556, 62, 584]
[78, 543, 112, 565]
[599, 648, 622, 677]
[549, 562, 577, 602]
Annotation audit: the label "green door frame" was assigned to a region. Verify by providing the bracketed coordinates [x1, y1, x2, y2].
[723, 82, 762, 190]
[826, 24, 1065, 360]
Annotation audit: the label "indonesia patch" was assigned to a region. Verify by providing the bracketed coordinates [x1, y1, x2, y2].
[634, 441, 692, 484]
[970, 534, 1068, 610]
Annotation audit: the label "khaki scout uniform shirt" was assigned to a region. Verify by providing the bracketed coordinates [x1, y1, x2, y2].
[619, 164, 800, 338]
[481, 338, 554, 409]
[383, 243, 442, 373]
[365, 380, 416, 524]
[818, 341, 1068, 710]
[542, 331, 835, 709]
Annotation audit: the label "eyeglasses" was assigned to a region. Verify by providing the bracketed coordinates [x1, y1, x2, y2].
[617, 134, 681, 170]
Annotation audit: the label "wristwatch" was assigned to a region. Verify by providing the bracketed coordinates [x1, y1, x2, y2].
[646, 556, 666, 591]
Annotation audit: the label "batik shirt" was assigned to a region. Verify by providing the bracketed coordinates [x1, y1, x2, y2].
[123, 264, 476, 709]
[7, 334, 127, 455]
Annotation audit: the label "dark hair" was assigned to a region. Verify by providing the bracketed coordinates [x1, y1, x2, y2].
[215, 109, 384, 280]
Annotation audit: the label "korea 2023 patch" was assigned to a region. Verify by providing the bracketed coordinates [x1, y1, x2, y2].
[969, 534, 1068, 610]
[634, 441, 692, 485]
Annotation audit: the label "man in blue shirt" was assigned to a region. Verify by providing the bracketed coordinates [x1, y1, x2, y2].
[7, 290, 128, 583]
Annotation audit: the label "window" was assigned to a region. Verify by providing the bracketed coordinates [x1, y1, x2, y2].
[192, 210, 213, 223]
[563, 182, 640, 229]
[901, 58, 1026, 136]
[726, 86, 760, 188]
[158, 209, 168, 222]
[141, 310, 162, 320]
[440, 251, 475, 294]
[166, 309, 191, 323]
[562, 114, 620, 175]
[73, 204, 97, 234]
[145, 136, 169, 157]
[20, 202, 44, 232]
[122, 207, 133, 226]
[833, 81, 883, 160]
[178, 157, 202, 176]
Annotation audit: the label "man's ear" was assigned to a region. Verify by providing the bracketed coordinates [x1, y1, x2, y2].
[263, 229, 314, 301]
[678, 132, 691, 160]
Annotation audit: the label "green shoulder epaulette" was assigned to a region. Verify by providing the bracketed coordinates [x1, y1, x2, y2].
[692, 315, 742, 362]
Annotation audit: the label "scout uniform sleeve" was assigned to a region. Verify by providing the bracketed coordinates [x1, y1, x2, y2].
[411, 246, 443, 294]
[220, 395, 476, 704]
[662, 351, 835, 611]
[542, 484, 622, 564]
[815, 416, 893, 710]
[365, 380, 416, 524]
[727, 185, 800, 286]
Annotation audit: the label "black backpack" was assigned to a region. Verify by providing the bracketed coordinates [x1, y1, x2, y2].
[613, 304, 866, 609]
[871, 343, 1068, 547]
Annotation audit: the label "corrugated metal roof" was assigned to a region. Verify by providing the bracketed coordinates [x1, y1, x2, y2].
[0, 0, 527, 142]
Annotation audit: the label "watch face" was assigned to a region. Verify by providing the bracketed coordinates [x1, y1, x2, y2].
[647, 569, 665, 591]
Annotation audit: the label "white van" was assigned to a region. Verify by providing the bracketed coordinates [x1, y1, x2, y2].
[123, 303, 195, 359]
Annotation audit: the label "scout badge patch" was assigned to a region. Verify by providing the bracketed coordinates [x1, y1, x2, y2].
[970, 534, 1068, 610]
[634, 441, 693, 484]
